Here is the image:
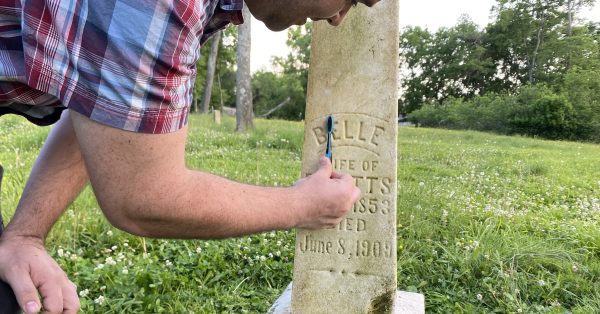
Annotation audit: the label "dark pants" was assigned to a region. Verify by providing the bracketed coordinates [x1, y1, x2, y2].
[0, 165, 21, 314]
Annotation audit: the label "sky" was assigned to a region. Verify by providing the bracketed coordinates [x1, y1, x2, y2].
[249, 0, 600, 72]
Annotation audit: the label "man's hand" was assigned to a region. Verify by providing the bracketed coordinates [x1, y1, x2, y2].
[292, 157, 361, 229]
[0, 235, 80, 314]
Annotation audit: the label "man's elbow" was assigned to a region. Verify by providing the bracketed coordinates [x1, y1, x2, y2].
[96, 199, 155, 237]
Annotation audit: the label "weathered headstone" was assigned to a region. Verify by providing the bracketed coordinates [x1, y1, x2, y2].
[269, 0, 425, 312]
[213, 109, 222, 125]
[290, 1, 399, 312]
[270, 0, 425, 312]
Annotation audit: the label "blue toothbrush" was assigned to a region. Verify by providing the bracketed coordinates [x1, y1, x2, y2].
[325, 115, 334, 161]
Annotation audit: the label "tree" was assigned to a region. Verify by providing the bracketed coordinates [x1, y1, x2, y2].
[199, 31, 221, 113]
[399, 17, 495, 114]
[192, 26, 237, 113]
[485, 0, 596, 87]
[235, 6, 253, 132]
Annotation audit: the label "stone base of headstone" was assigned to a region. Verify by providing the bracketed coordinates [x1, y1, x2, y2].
[268, 283, 424, 314]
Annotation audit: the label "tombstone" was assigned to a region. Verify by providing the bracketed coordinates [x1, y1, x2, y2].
[269, 0, 424, 312]
[213, 109, 222, 125]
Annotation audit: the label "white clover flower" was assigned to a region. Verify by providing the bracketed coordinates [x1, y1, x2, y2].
[476, 294, 483, 301]
[106, 230, 113, 236]
[276, 241, 282, 246]
[94, 295, 105, 305]
[572, 264, 578, 272]
[57, 249, 64, 258]
[105, 257, 116, 266]
[79, 289, 89, 297]
[165, 260, 173, 267]
[70, 254, 78, 261]
[268, 253, 274, 258]
[123, 243, 129, 247]
[538, 279, 546, 286]
[111, 245, 117, 251]
[196, 247, 202, 254]
[260, 255, 267, 262]
[275, 251, 281, 257]
[95, 263, 104, 270]
[122, 268, 129, 275]
[517, 309, 523, 313]
[419, 182, 425, 188]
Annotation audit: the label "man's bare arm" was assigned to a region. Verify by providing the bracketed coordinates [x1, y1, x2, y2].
[70, 111, 360, 239]
[4, 111, 88, 239]
[0, 111, 84, 314]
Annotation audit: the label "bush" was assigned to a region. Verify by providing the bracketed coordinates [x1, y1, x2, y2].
[562, 67, 600, 142]
[510, 89, 575, 140]
[407, 104, 449, 128]
[406, 84, 599, 142]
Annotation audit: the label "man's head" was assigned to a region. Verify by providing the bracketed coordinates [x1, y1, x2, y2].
[244, 0, 381, 31]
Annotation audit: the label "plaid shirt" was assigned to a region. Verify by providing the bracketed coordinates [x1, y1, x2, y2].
[0, 0, 242, 133]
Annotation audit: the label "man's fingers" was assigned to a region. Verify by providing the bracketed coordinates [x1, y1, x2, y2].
[37, 279, 63, 314]
[331, 171, 354, 185]
[351, 186, 362, 204]
[61, 281, 81, 314]
[5, 269, 41, 314]
[315, 156, 333, 178]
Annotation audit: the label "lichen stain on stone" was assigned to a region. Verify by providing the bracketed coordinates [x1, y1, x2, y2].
[368, 290, 395, 314]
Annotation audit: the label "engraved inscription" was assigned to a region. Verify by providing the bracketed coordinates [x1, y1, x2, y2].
[333, 159, 380, 172]
[312, 118, 386, 153]
[337, 217, 367, 232]
[352, 197, 391, 215]
[298, 235, 393, 260]
[352, 176, 392, 195]
[299, 234, 334, 254]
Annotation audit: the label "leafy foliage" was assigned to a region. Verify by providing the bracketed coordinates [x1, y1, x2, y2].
[252, 24, 312, 121]
[401, 0, 600, 142]
[399, 17, 496, 114]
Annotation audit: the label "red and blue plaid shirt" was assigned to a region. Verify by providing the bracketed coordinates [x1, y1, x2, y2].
[0, 0, 242, 133]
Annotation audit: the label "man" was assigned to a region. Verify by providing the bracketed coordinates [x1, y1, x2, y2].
[0, 0, 380, 313]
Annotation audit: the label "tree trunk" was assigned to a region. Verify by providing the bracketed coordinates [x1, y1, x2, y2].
[201, 31, 222, 114]
[259, 97, 291, 118]
[235, 6, 253, 132]
[529, 8, 546, 85]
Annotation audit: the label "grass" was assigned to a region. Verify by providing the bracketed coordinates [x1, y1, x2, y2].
[1, 114, 599, 313]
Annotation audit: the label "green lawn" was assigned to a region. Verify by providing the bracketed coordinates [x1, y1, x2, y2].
[1, 114, 599, 313]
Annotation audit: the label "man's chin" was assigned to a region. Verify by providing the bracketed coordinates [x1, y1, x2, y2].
[263, 24, 287, 32]
[263, 18, 306, 32]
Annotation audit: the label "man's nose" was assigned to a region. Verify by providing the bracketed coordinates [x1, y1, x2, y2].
[327, 8, 350, 26]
